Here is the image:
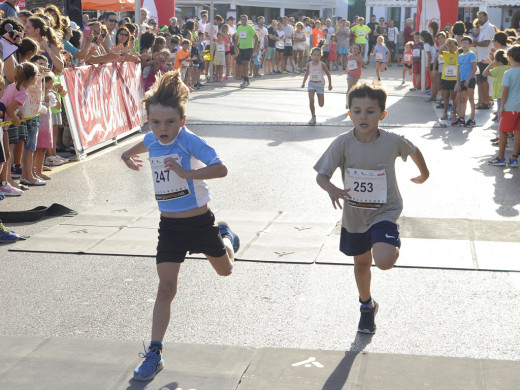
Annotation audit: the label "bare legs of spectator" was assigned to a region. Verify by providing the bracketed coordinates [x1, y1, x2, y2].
[430, 69, 439, 101]
[477, 79, 490, 107]
[294, 50, 304, 71]
[225, 54, 231, 78]
[34, 148, 50, 180]
[275, 50, 283, 73]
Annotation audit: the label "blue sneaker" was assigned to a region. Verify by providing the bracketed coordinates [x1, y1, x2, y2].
[218, 222, 240, 253]
[358, 300, 378, 334]
[488, 156, 506, 166]
[0, 193, 4, 200]
[507, 158, 518, 168]
[11, 165, 22, 178]
[0, 220, 20, 243]
[133, 345, 164, 382]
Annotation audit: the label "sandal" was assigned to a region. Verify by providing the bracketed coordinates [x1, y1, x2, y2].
[476, 103, 492, 109]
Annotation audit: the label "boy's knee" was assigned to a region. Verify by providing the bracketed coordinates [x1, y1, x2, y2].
[217, 267, 233, 277]
[157, 282, 177, 301]
[372, 243, 399, 270]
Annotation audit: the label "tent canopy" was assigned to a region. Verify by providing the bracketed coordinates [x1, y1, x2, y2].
[82, 0, 136, 12]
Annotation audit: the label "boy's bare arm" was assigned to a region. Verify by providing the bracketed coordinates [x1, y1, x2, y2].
[316, 173, 351, 210]
[122, 141, 147, 171]
[164, 160, 227, 180]
[409, 147, 429, 184]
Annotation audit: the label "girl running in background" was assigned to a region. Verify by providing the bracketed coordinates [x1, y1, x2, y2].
[346, 44, 365, 108]
[301, 43, 333, 125]
[371, 35, 389, 82]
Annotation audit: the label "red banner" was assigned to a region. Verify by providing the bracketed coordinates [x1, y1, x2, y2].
[416, 0, 459, 32]
[62, 62, 143, 151]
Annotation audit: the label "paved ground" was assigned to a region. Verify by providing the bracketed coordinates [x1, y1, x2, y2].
[1, 63, 519, 389]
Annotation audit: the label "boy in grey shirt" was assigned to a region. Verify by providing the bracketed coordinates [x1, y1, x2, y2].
[314, 82, 429, 334]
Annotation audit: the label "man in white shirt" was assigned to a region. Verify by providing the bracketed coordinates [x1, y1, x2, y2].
[204, 15, 223, 79]
[474, 10, 496, 108]
[102, 12, 118, 52]
[254, 16, 268, 50]
[282, 16, 296, 73]
[387, 20, 399, 65]
[303, 17, 313, 67]
[323, 18, 334, 36]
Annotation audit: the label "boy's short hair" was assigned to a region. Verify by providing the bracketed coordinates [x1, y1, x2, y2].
[348, 81, 387, 112]
[461, 36, 473, 44]
[413, 31, 421, 36]
[30, 54, 48, 64]
[181, 39, 190, 46]
[445, 37, 457, 47]
[507, 45, 520, 63]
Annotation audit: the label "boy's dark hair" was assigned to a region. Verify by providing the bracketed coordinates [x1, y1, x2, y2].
[452, 21, 466, 36]
[413, 31, 421, 37]
[493, 32, 508, 47]
[348, 81, 387, 112]
[170, 36, 180, 45]
[461, 36, 473, 44]
[18, 10, 33, 18]
[507, 45, 520, 63]
[181, 39, 190, 45]
[70, 29, 82, 49]
[30, 54, 48, 64]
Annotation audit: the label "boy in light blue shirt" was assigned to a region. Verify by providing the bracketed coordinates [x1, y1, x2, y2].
[454, 37, 477, 127]
[489, 45, 520, 167]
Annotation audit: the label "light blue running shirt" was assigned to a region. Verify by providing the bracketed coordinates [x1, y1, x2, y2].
[144, 127, 222, 213]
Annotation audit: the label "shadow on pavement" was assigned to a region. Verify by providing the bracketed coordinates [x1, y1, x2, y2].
[475, 156, 520, 217]
[422, 125, 472, 149]
[321, 332, 373, 390]
[125, 380, 178, 390]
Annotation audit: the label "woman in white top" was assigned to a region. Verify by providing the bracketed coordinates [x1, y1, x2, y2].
[293, 22, 307, 72]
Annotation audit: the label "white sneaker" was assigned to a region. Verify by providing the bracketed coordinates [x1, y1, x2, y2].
[308, 116, 317, 125]
[0, 181, 23, 196]
[45, 156, 64, 166]
[56, 155, 69, 163]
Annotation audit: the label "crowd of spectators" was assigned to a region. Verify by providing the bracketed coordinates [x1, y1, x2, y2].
[0, 3, 519, 205]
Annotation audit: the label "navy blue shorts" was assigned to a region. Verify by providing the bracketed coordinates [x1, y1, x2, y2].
[340, 221, 401, 256]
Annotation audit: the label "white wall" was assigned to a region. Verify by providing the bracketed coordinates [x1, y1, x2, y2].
[487, 7, 503, 29]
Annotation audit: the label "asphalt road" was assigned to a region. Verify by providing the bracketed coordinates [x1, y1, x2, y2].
[1, 65, 519, 366]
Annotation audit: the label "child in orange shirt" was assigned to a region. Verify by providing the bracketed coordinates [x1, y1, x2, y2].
[173, 39, 192, 81]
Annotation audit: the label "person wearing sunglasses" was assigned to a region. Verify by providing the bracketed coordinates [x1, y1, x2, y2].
[102, 11, 119, 52]
[84, 22, 118, 65]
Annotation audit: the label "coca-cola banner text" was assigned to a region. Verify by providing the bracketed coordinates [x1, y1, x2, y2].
[62, 62, 143, 154]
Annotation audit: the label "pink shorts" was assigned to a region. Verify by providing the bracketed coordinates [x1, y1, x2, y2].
[36, 114, 53, 149]
[499, 111, 520, 134]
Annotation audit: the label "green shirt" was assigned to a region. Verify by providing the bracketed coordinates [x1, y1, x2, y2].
[236, 24, 257, 49]
[351, 25, 371, 44]
[489, 65, 510, 99]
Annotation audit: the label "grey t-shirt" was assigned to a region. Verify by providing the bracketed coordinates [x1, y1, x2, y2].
[337, 27, 350, 47]
[314, 129, 416, 233]
[0, 2, 18, 18]
[282, 25, 294, 46]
